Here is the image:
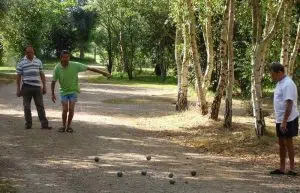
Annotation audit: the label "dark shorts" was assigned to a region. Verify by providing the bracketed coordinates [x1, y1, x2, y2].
[276, 117, 299, 138]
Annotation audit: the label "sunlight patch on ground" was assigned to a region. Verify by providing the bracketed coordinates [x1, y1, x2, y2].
[99, 153, 172, 164]
[81, 87, 175, 97]
[97, 136, 144, 143]
[260, 183, 300, 190]
[37, 159, 97, 169]
[103, 96, 176, 105]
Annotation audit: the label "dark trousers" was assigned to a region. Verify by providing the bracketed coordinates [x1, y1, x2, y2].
[22, 84, 48, 128]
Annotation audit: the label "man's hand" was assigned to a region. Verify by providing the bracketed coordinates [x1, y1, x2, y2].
[42, 87, 47, 95]
[280, 120, 288, 133]
[51, 94, 56, 103]
[16, 89, 22, 97]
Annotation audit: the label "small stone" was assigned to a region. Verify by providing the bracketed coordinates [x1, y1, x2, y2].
[169, 179, 176, 185]
[117, 171, 123, 177]
[168, 173, 174, 178]
[185, 181, 189, 184]
[141, 170, 147, 176]
[146, 155, 151, 161]
[191, 171, 197, 176]
[94, 157, 99, 162]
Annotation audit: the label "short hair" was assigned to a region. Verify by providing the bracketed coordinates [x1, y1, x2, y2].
[25, 45, 34, 51]
[60, 50, 70, 57]
[269, 62, 284, 73]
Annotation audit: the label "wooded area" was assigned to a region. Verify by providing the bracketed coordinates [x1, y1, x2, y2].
[0, 0, 299, 136]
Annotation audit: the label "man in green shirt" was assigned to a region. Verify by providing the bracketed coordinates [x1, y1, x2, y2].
[51, 50, 111, 133]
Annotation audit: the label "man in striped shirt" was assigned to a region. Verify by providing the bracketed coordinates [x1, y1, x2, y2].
[16, 45, 51, 130]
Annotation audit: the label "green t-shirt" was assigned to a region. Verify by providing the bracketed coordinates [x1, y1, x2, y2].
[52, 61, 88, 96]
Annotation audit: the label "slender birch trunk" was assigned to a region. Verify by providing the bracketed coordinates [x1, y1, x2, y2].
[280, 0, 292, 73]
[175, 26, 183, 93]
[224, 0, 235, 128]
[210, 0, 230, 120]
[251, 0, 284, 136]
[202, 0, 214, 97]
[186, 0, 208, 115]
[177, 23, 190, 111]
[288, 19, 300, 76]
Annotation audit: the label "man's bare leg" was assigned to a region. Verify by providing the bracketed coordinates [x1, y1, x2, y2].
[286, 138, 295, 171]
[62, 102, 68, 130]
[67, 101, 76, 131]
[279, 138, 286, 172]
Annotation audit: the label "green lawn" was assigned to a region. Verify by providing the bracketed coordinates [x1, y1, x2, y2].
[88, 71, 177, 89]
[0, 66, 15, 73]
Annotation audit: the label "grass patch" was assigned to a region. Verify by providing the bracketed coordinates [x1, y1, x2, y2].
[0, 179, 16, 193]
[88, 71, 177, 88]
[168, 119, 297, 164]
[43, 58, 58, 70]
[42, 57, 103, 71]
[0, 66, 15, 73]
[72, 57, 99, 65]
[0, 73, 15, 84]
[103, 96, 176, 104]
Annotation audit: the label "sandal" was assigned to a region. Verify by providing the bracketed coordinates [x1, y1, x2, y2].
[66, 127, 74, 133]
[58, 127, 66, 133]
[270, 169, 285, 175]
[286, 170, 297, 176]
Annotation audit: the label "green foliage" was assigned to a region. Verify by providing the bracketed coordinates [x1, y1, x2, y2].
[89, 72, 177, 86]
[1, 0, 64, 56]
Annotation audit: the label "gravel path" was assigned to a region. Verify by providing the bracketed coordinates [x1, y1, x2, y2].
[0, 74, 300, 193]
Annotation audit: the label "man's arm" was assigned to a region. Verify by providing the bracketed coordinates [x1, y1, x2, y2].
[283, 100, 293, 121]
[51, 81, 57, 103]
[40, 72, 46, 94]
[16, 74, 22, 97]
[87, 67, 111, 77]
[281, 99, 293, 131]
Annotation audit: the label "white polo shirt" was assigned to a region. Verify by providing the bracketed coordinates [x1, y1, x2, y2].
[274, 76, 299, 123]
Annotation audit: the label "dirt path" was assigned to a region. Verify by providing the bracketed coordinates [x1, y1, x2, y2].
[0, 74, 300, 193]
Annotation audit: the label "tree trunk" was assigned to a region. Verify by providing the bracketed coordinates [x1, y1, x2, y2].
[186, 0, 208, 115]
[159, 45, 167, 81]
[107, 26, 113, 73]
[177, 24, 190, 111]
[251, 44, 267, 136]
[94, 46, 97, 62]
[202, 0, 214, 97]
[280, 0, 292, 72]
[210, 0, 230, 120]
[79, 45, 85, 59]
[251, 0, 284, 136]
[175, 26, 183, 91]
[224, 0, 235, 128]
[119, 30, 133, 80]
[288, 19, 300, 76]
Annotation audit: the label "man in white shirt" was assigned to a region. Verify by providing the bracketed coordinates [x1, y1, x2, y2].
[269, 62, 299, 176]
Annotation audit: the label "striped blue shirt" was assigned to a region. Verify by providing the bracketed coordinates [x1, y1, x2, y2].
[16, 56, 43, 87]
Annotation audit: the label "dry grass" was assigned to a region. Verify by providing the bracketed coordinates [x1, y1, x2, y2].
[0, 179, 16, 193]
[132, 97, 300, 166]
[0, 73, 15, 84]
[103, 96, 176, 104]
